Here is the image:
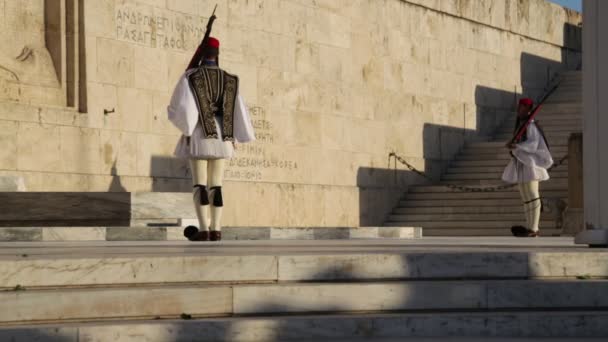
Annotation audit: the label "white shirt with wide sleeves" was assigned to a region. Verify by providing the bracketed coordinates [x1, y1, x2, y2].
[502, 121, 553, 184]
[167, 71, 256, 160]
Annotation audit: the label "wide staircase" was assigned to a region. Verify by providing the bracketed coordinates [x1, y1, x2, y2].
[386, 71, 582, 236]
[0, 238, 607, 341]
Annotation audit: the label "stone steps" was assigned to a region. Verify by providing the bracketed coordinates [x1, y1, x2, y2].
[465, 141, 569, 149]
[399, 199, 528, 207]
[456, 153, 568, 162]
[1, 311, 607, 341]
[0, 238, 605, 338]
[408, 180, 567, 193]
[449, 159, 562, 167]
[0, 226, 421, 242]
[442, 172, 567, 181]
[393, 206, 532, 215]
[404, 190, 567, 200]
[446, 165, 568, 174]
[455, 154, 518, 161]
[3, 279, 608, 324]
[387, 213, 559, 222]
[391, 155, 569, 235]
[384, 221, 558, 229]
[438, 180, 568, 187]
[417, 228, 562, 236]
[545, 97, 583, 105]
[494, 134, 577, 141]
[497, 126, 582, 134]
[495, 128, 581, 135]
[1, 240, 600, 285]
[534, 104, 581, 113]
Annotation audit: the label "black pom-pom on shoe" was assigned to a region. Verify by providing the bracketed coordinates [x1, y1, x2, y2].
[511, 225, 527, 237]
[184, 226, 200, 241]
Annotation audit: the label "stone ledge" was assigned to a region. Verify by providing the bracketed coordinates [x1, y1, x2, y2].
[0, 176, 26, 192]
[0, 192, 131, 227]
[2, 280, 608, 324]
[0, 311, 606, 340]
[0, 242, 605, 288]
[0, 226, 422, 241]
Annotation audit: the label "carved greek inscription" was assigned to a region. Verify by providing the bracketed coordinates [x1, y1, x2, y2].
[115, 5, 206, 51]
[224, 106, 298, 181]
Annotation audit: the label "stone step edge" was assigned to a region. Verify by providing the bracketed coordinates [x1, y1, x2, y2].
[0, 311, 607, 340]
[2, 248, 605, 289]
[2, 277, 604, 292]
[3, 280, 608, 325]
[0, 226, 423, 242]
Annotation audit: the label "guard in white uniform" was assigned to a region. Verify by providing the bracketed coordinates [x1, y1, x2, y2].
[168, 37, 255, 241]
[502, 98, 553, 237]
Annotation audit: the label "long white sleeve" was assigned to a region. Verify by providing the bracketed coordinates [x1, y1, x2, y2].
[233, 94, 256, 143]
[167, 73, 199, 137]
[512, 122, 553, 169]
[514, 124, 540, 154]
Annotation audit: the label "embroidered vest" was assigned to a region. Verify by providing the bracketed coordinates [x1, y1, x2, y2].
[187, 66, 239, 141]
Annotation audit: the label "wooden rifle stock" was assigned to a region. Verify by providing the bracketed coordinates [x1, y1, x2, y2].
[186, 4, 218, 71]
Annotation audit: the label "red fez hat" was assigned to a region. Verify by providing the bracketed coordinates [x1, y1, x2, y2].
[519, 98, 533, 107]
[206, 37, 220, 49]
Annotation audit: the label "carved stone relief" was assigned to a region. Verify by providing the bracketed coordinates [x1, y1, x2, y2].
[0, 0, 75, 106]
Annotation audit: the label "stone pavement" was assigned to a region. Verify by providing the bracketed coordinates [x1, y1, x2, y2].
[1, 237, 607, 340]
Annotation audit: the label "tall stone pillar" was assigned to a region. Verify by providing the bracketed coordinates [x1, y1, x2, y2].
[575, 0, 608, 246]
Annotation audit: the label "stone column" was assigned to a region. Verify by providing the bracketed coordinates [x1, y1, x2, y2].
[575, 0, 608, 246]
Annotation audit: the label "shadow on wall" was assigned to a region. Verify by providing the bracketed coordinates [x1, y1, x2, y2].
[357, 167, 419, 226]
[149, 156, 191, 192]
[108, 160, 127, 192]
[357, 124, 477, 227]
[370, 48, 581, 227]
[140, 27, 581, 227]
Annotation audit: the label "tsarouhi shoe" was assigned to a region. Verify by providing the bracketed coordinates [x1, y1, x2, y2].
[210, 230, 222, 241]
[511, 226, 539, 237]
[184, 226, 209, 241]
[510, 225, 527, 237]
[517, 229, 539, 237]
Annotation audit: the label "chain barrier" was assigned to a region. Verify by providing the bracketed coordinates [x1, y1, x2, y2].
[388, 152, 569, 193]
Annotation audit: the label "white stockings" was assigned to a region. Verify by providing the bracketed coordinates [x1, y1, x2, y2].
[190, 159, 225, 232]
[518, 181, 541, 232]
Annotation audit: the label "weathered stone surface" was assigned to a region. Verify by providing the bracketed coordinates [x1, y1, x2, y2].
[223, 227, 271, 240]
[0, 121, 18, 171]
[106, 227, 166, 241]
[563, 208, 584, 236]
[0, 0, 583, 229]
[0, 286, 231, 323]
[0, 176, 26, 191]
[0, 192, 130, 226]
[234, 282, 486, 314]
[0, 228, 41, 241]
[278, 253, 531, 281]
[1, 312, 607, 340]
[0, 327, 78, 342]
[42, 227, 106, 241]
[0, 226, 422, 241]
[0, 255, 278, 287]
[131, 192, 194, 220]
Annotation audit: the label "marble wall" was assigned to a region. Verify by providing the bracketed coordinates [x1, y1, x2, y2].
[0, 0, 582, 226]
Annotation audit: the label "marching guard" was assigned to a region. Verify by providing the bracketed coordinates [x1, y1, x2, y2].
[168, 36, 255, 241]
[502, 98, 553, 237]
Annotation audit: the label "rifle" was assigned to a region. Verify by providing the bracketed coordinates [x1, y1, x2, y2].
[509, 79, 561, 145]
[186, 4, 218, 70]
